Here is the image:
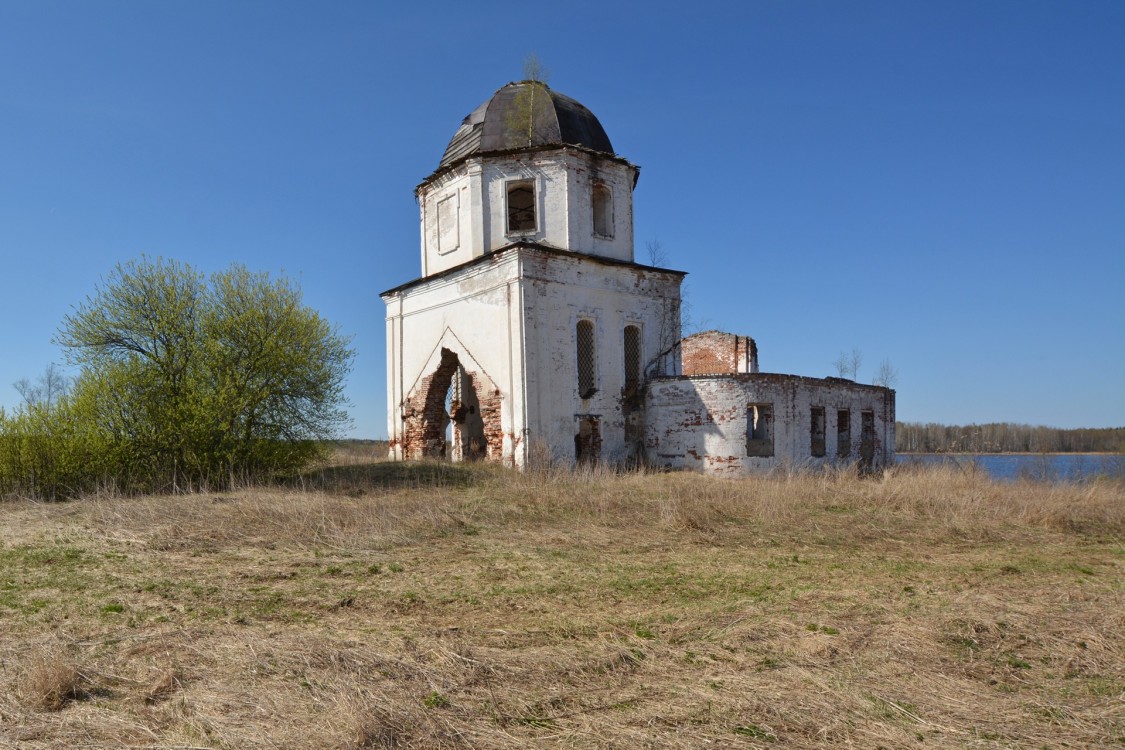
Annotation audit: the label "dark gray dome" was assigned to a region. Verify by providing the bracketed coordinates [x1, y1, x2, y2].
[438, 81, 615, 170]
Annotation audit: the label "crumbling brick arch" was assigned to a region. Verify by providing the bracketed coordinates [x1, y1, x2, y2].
[401, 347, 502, 462]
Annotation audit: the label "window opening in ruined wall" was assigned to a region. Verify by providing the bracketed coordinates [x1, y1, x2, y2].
[623, 325, 641, 395]
[506, 181, 536, 234]
[592, 183, 613, 238]
[576, 319, 597, 398]
[860, 410, 876, 472]
[747, 403, 774, 457]
[811, 407, 826, 458]
[837, 409, 851, 458]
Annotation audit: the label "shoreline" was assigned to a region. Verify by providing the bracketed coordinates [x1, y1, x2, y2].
[897, 451, 1121, 456]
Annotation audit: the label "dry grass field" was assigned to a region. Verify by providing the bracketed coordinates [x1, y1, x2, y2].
[1, 455, 1123, 749]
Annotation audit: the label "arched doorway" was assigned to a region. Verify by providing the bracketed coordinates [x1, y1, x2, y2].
[403, 348, 497, 461]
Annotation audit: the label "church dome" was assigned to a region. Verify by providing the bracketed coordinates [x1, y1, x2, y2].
[437, 81, 615, 170]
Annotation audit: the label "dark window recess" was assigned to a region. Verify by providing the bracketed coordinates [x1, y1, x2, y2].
[747, 403, 774, 457]
[593, 183, 612, 237]
[811, 407, 826, 457]
[576, 319, 597, 398]
[860, 410, 876, 472]
[575, 415, 601, 464]
[837, 409, 851, 458]
[507, 183, 535, 233]
[623, 325, 641, 394]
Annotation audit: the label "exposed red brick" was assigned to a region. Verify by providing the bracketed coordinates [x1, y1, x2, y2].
[680, 331, 758, 376]
[400, 348, 503, 461]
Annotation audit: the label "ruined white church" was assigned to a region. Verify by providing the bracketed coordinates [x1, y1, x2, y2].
[382, 81, 895, 475]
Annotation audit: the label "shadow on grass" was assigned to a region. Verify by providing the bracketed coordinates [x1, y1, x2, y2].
[286, 460, 485, 494]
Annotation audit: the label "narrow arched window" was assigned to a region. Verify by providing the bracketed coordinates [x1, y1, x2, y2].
[507, 181, 535, 234]
[592, 183, 613, 238]
[623, 325, 641, 393]
[576, 319, 597, 398]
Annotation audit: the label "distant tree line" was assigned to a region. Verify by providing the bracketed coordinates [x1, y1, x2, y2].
[896, 422, 1125, 454]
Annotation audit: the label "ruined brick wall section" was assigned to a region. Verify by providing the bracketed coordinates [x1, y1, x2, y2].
[645, 374, 894, 476]
[400, 353, 459, 460]
[476, 386, 503, 461]
[680, 331, 759, 376]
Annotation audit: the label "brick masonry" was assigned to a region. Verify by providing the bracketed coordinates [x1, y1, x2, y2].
[398, 348, 503, 461]
[681, 331, 759, 376]
[645, 373, 895, 475]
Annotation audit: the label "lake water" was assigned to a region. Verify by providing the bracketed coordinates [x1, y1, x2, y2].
[897, 453, 1124, 482]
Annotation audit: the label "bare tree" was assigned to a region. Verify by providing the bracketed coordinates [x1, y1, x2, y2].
[677, 283, 712, 335]
[872, 359, 898, 388]
[14, 364, 70, 408]
[849, 348, 863, 380]
[833, 348, 863, 380]
[678, 281, 693, 335]
[646, 239, 667, 266]
[643, 238, 704, 333]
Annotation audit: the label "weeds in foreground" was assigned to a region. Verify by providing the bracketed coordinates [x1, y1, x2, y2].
[19, 649, 84, 711]
[0, 461, 1122, 748]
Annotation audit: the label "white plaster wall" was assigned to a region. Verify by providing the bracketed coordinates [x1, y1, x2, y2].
[480, 156, 567, 253]
[419, 164, 482, 277]
[517, 249, 682, 463]
[645, 375, 896, 475]
[561, 152, 636, 262]
[384, 246, 684, 466]
[402, 139, 669, 467]
[417, 149, 638, 272]
[382, 251, 526, 461]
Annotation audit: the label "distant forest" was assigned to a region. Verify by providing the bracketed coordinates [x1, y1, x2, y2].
[896, 423, 1125, 454]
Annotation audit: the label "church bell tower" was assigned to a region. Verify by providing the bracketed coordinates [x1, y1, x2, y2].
[382, 81, 684, 466]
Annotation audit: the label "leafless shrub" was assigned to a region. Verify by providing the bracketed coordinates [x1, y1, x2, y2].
[20, 650, 83, 711]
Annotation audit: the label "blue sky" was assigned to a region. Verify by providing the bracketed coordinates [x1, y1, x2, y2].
[1, 1, 1122, 436]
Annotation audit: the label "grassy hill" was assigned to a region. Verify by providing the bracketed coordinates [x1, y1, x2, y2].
[1, 457, 1123, 748]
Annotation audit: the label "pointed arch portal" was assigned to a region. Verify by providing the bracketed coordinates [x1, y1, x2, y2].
[401, 348, 502, 461]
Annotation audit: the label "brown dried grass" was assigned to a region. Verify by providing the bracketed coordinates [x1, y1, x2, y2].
[143, 667, 183, 704]
[18, 648, 84, 712]
[0, 459, 1122, 748]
